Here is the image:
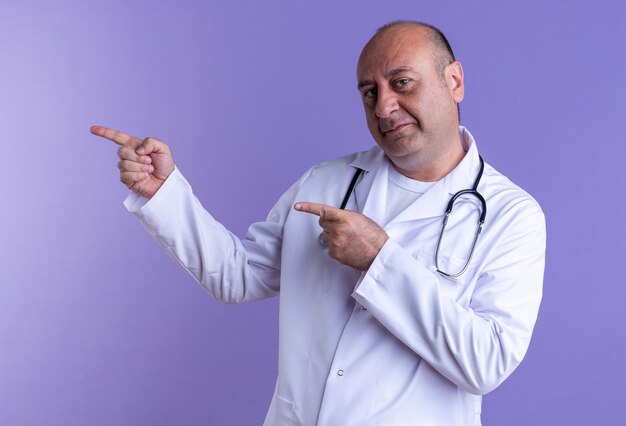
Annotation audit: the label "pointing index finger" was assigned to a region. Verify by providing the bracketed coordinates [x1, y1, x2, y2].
[90, 125, 142, 148]
[295, 202, 343, 220]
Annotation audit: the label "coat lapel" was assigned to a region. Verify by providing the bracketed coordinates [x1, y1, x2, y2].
[347, 126, 482, 228]
[346, 148, 388, 227]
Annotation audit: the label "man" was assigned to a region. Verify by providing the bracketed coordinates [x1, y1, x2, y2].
[92, 21, 545, 426]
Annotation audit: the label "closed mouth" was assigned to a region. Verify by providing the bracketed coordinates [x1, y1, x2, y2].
[382, 123, 411, 134]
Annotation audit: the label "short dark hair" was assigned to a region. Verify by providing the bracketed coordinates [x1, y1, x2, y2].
[375, 21, 455, 77]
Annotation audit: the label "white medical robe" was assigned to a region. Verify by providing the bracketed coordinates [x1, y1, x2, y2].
[125, 127, 546, 426]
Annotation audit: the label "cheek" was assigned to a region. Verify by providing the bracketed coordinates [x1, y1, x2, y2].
[422, 89, 455, 119]
[401, 94, 425, 116]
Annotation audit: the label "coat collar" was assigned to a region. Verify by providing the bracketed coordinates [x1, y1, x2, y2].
[347, 127, 483, 226]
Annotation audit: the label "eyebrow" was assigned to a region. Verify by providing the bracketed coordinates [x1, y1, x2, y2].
[357, 66, 417, 89]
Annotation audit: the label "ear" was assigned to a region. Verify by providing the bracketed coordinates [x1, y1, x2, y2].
[445, 61, 464, 103]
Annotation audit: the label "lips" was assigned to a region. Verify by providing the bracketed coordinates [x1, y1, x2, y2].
[381, 122, 411, 134]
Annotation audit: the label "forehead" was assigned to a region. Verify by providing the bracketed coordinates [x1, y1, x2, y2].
[357, 26, 436, 79]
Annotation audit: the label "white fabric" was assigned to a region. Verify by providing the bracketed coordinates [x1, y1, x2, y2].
[125, 127, 546, 426]
[384, 164, 436, 226]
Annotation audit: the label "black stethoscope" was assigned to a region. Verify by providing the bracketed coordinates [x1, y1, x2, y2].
[320, 156, 487, 278]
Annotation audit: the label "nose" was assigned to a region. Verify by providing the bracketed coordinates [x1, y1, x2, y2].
[375, 86, 399, 119]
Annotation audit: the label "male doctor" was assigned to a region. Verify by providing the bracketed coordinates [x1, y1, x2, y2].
[92, 21, 546, 426]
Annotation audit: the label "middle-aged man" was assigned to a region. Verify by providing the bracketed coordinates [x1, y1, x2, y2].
[92, 21, 546, 426]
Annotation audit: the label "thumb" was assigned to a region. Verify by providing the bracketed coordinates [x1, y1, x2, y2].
[136, 137, 167, 156]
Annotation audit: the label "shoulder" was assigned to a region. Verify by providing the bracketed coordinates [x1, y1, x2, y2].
[305, 146, 384, 180]
[462, 126, 543, 224]
[282, 146, 383, 207]
[482, 161, 545, 229]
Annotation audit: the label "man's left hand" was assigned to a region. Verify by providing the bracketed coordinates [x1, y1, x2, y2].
[295, 202, 388, 271]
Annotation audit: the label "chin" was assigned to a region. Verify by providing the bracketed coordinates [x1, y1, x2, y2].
[380, 136, 424, 157]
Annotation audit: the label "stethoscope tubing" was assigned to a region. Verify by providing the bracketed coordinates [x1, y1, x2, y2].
[320, 156, 487, 279]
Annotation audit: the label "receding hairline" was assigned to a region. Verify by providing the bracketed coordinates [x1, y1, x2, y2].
[368, 20, 456, 74]
[360, 21, 462, 120]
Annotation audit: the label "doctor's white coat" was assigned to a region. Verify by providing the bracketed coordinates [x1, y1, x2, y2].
[125, 127, 546, 426]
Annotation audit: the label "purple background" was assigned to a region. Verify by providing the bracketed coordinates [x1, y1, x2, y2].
[1, 0, 625, 424]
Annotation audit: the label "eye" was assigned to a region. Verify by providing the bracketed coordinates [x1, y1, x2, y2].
[362, 87, 377, 99]
[393, 78, 411, 88]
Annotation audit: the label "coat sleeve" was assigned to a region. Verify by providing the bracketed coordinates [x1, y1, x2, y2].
[352, 198, 546, 395]
[124, 166, 311, 304]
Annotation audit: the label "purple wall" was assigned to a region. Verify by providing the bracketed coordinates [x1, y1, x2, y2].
[1, 0, 625, 424]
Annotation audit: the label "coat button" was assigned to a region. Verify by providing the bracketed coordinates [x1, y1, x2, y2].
[337, 369, 344, 376]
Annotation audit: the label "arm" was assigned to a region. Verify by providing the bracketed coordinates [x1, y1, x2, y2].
[295, 199, 546, 395]
[352, 203, 546, 395]
[92, 125, 305, 303]
[125, 166, 301, 303]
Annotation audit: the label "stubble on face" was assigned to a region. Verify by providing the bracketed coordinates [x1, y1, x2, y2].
[357, 24, 464, 181]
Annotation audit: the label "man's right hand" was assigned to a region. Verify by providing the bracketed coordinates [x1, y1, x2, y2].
[90, 126, 175, 199]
